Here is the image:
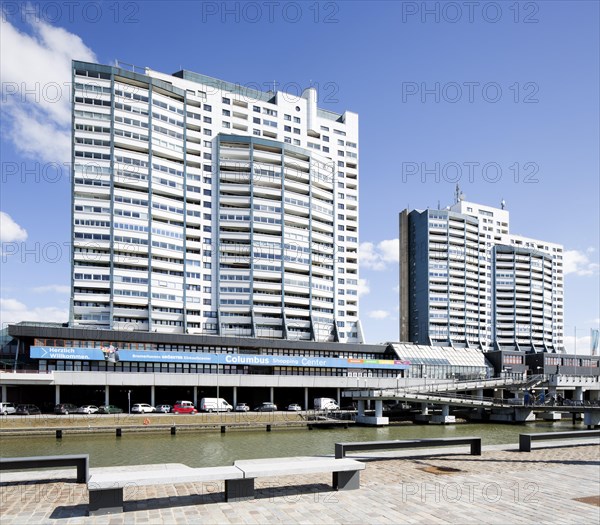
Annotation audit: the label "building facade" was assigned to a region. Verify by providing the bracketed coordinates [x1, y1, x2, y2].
[71, 61, 361, 342]
[399, 194, 564, 351]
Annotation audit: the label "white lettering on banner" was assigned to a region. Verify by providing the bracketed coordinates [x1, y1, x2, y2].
[225, 355, 269, 365]
[302, 357, 327, 366]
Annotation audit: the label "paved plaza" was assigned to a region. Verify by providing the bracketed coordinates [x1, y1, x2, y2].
[1, 441, 599, 524]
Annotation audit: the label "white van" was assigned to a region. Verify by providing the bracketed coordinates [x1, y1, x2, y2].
[314, 397, 339, 410]
[200, 398, 233, 412]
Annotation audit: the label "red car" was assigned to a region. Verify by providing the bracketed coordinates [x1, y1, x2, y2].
[173, 401, 197, 414]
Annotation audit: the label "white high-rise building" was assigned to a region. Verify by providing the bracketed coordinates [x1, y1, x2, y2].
[70, 61, 362, 343]
[399, 192, 564, 351]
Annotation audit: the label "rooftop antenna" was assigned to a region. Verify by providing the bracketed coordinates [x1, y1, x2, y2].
[437, 200, 440, 210]
[454, 183, 460, 204]
[501, 198, 506, 210]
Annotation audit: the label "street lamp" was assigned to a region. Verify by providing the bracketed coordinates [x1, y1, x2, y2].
[127, 390, 131, 414]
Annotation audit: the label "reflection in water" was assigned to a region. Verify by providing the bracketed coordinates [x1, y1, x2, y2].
[0, 421, 580, 468]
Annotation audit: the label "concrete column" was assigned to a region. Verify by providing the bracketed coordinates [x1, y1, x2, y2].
[55, 385, 60, 404]
[575, 387, 583, 403]
[304, 387, 309, 410]
[269, 387, 274, 403]
[104, 385, 109, 406]
[357, 399, 365, 417]
[150, 386, 155, 407]
[375, 400, 383, 418]
[441, 405, 450, 417]
[1, 386, 7, 402]
[232, 386, 237, 407]
[337, 387, 341, 406]
[193, 386, 198, 407]
[421, 402, 429, 415]
[476, 388, 483, 399]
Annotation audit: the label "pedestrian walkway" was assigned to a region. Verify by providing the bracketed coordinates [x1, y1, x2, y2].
[1, 442, 598, 524]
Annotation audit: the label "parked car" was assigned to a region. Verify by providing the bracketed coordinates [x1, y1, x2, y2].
[131, 403, 156, 413]
[234, 403, 250, 412]
[156, 404, 172, 413]
[173, 401, 197, 414]
[254, 402, 277, 412]
[54, 403, 78, 415]
[0, 402, 17, 415]
[15, 404, 41, 415]
[200, 398, 233, 413]
[77, 405, 99, 414]
[287, 403, 302, 411]
[98, 405, 123, 414]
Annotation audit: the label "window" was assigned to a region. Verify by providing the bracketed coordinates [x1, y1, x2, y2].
[293, 128, 300, 134]
[222, 109, 230, 116]
[284, 125, 291, 132]
[253, 105, 261, 112]
[203, 104, 212, 111]
[222, 97, 230, 104]
[284, 137, 291, 144]
[223, 122, 230, 128]
[253, 117, 260, 124]
[293, 139, 300, 146]
[293, 116, 300, 123]
[284, 114, 291, 121]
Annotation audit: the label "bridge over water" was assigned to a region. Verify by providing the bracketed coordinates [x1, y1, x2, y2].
[342, 376, 600, 427]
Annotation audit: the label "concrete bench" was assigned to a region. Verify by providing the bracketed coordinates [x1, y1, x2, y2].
[230, 456, 365, 501]
[519, 430, 600, 452]
[87, 465, 245, 515]
[0, 454, 89, 483]
[335, 437, 482, 459]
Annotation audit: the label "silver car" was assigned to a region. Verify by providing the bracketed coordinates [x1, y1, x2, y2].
[77, 405, 99, 414]
[131, 403, 156, 413]
[0, 402, 16, 415]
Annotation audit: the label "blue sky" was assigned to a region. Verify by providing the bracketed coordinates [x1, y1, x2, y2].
[1, 1, 598, 352]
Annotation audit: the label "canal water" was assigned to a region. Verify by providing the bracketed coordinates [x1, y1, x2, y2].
[0, 421, 582, 468]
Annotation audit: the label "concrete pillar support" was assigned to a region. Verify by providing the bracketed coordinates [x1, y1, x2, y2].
[375, 400, 383, 418]
[55, 385, 60, 405]
[357, 400, 365, 417]
[150, 386, 155, 407]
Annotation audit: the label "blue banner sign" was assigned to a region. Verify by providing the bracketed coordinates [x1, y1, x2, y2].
[30, 346, 410, 370]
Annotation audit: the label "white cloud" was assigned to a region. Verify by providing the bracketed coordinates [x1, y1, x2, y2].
[0, 212, 28, 242]
[0, 17, 97, 163]
[368, 310, 391, 319]
[563, 248, 599, 276]
[562, 335, 594, 355]
[359, 238, 399, 270]
[31, 284, 70, 294]
[358, 278, 370, 297]
[0, 297, 68, 326]
[393, 284, 400, 294]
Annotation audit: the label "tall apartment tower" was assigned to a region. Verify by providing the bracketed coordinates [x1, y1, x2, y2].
[399, 194, 564, 351]
[70, 61, 362, 343]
